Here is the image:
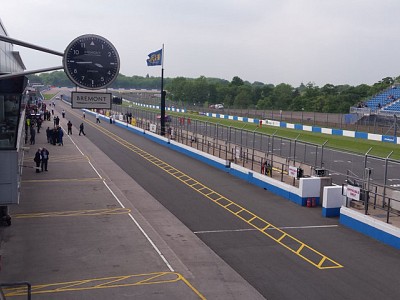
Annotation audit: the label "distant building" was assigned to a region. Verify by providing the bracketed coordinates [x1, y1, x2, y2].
[0, 18, 26, 74]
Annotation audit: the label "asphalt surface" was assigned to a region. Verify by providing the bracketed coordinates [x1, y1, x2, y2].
[1, 92, 399, 299]
[0, 98, 264, 299]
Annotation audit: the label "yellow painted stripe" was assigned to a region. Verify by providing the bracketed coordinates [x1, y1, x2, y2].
[13, 208, 131, 219]
[73, 113, 344, 270]
[22, 177, 101, 183]
[4, 271, 205, 299]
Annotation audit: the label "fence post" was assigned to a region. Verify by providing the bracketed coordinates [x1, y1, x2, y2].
[321, 140, 328, 168]
[383, 151, 393, 209]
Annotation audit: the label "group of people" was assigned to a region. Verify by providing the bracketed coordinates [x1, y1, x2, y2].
[46, 126, 64, 146]
[29, 97, 94, 173]
[34, 147, 50, 173]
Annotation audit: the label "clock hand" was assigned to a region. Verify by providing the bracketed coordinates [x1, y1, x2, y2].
[76, 61, 93, 64]
[94, 63, 104, 68]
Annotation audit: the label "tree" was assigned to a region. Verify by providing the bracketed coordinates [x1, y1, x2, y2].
[271, 83, 294, 110]
[234, 85, 253, 108]
[231, 76, 244, 86]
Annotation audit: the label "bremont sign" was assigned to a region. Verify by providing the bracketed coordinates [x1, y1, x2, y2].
[71, 91, 112, 109]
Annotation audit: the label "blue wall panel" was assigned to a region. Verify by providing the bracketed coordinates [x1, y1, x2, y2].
[382, 135, 396, 143]
[340, 214, 400, 249]
[355, 132, 368, 139]
[332, 129, 343, 136]
[294, 124, 303, 130]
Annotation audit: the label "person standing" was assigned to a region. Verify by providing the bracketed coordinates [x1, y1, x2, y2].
[52, 127, 58, 145]
[34, 148, 42, 173]
[46, 127, 51, 143]
[41, 147, 49, 171]
[58, 127, 64, 146]
[96, 113, 100, 123]
[79, 123, 86, 136]
[62, 109, 65, 118]
[55, 116, 60, 126]
[82, 111, 85, 119]
[30, 126, 36, 145]
[36, 118, 42, 133]
[67, 121, 73, 135]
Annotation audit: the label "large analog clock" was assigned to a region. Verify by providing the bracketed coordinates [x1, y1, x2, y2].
[63, 34, 120, 90]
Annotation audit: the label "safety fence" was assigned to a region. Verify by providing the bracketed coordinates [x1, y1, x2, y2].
[343, 170, 400, 224]
[109, 105, 400, 223]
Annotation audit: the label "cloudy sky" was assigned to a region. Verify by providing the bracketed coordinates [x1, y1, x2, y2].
[2, 0, 400, 87]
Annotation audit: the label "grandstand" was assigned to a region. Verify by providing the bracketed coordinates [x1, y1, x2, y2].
[382, 99, 400, 112]
[363, 86, 400, 113]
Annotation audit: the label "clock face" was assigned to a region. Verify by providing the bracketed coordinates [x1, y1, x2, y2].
[63, 34, 120, 90]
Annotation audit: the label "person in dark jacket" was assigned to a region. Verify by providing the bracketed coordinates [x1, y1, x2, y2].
[30, 126, 36, 145]
[51, 127, 58, 145]
[67, 121, 73, 135]
[41, 148, 49, 171]
[58, 127, 64, 146]
[34, 148, 42, 173]
[46, 127, 51, 143]
[79, 123, 86, 136]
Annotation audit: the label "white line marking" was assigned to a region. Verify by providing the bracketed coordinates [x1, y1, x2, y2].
[68, 130, 174, 272]
[194, 225, 339, 234]
[194, 228, 257, 234]
[103, 180, 174, 272]
[277, 225, 339, 230]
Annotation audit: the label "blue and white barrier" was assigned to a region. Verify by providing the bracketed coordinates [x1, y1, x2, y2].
[204, 112, 399, 144]
[126, 101, 398, 144]
[340, 207, 400, 249]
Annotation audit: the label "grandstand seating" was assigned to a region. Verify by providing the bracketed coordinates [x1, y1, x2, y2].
[383, 100, 400, 112]
[364, 87, 400, 113]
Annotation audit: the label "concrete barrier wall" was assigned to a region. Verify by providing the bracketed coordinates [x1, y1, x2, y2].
[340, 207, 400, 249]
[322, 186, 347, 217]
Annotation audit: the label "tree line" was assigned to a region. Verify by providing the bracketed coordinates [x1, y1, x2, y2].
[28, 71, 399, 113]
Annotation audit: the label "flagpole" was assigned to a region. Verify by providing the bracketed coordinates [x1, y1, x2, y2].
[160, 44, 166, 136]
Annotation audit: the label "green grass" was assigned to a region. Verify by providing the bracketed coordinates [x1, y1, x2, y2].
[43, 94, 56, 100]
[123, 104, 400, 160]
[177, 112, 400, 160]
